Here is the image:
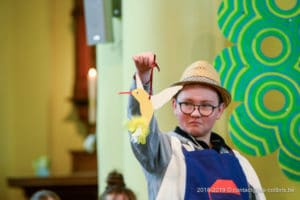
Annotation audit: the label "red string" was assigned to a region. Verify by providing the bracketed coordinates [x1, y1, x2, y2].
[149, 55, 160, 98]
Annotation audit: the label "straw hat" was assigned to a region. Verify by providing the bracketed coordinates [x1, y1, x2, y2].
[171, 60, 231, 107]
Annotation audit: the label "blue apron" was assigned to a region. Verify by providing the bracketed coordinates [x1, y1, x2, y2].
[183, 149, 249, 200]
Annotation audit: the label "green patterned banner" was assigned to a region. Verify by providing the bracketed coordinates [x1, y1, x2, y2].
[214, 0, 300, 181]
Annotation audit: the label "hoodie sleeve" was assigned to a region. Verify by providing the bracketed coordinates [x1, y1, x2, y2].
[233, 150, 266, 200]
[127, 80, 172, 173]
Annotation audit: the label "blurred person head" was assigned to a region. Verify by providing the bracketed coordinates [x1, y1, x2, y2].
[30, 189, 60, 200]
[100, 170, 136, 200]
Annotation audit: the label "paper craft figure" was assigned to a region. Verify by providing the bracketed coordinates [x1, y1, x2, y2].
[120, 63, 182, 144]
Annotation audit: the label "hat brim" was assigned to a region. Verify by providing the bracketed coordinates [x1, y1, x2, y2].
[171, 80, 231, 107]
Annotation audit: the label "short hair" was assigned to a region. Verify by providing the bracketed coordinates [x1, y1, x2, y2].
[30, 190, 61, 200]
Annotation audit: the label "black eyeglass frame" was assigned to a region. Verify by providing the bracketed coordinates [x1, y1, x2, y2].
[176, 101, 220, 117]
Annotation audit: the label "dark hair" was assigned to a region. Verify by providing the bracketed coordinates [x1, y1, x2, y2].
[30, 190, 61, 200]
[100, 170, 137, 200]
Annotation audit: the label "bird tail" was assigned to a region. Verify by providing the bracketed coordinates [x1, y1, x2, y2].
[125, 116, 150, 144]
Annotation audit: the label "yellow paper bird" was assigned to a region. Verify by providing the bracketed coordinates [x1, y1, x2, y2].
[120, 72, 182, 144]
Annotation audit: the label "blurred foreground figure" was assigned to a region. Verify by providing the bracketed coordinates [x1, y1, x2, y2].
[30, 189, 60, 200]
[100, 170, 137, 200]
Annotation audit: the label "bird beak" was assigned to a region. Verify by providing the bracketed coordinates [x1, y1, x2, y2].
[118, 91, 132, 95]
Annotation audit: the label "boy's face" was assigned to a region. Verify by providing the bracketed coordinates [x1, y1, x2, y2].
[172, 84, 224, 140]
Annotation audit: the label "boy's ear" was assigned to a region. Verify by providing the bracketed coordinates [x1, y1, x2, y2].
[216, 102, 225, 119]
[171, 98, 177, 113]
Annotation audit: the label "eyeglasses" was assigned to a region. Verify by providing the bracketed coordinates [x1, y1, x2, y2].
[176, 101, 219, 117]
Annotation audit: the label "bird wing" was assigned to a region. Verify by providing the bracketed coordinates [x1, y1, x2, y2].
[151, 85, 183, 110]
